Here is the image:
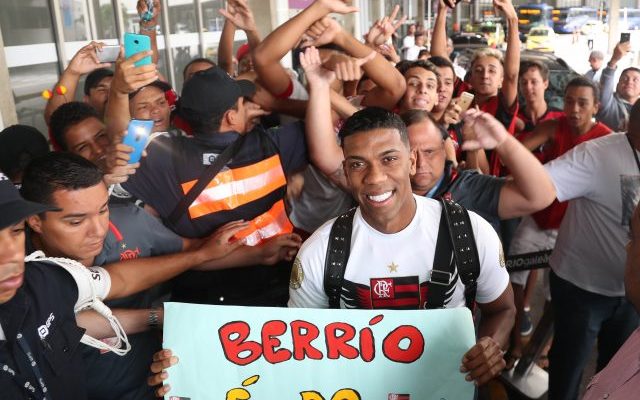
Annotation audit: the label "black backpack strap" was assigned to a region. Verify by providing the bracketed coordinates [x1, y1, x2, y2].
[323, 207, 357, 309]
[440, 198, 480, 309]
[167, 134, 247, 226]
[425, 203, 455, 309]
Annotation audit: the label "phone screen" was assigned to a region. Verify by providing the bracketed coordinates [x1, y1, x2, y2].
[621, 32, 631, 43]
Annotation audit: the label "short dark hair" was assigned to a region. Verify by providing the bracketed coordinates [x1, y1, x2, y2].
[565, 76, 600, 102]
[397, 59, 440, 78]
[178, 100, 239, 134]
[622, 67, 640, 79]
[49, 102, 100, 151]
[183, 57, 216, 80]
[428, 56, 456, 79]
[0, 125, 49, 182]
[20, 152, 104, 207]
[400, 109, 448, 141]
[339, 107, 409, 147]
[519, 60, 550, 81]
[417, 49, 431, 59]
[84, 68, 113, 96]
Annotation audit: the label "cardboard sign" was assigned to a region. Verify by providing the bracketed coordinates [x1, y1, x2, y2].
[163, 303, 476, 400]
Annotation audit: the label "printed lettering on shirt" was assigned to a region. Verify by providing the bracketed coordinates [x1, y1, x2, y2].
[120, 247, 141, 260]
[37, 312, 55, 340]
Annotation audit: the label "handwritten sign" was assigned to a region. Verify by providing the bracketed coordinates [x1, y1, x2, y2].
[163, 303, 476, 400]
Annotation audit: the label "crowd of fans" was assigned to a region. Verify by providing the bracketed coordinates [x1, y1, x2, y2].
[2, 0, 640, 399]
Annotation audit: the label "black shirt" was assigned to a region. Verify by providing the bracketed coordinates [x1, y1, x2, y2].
[0, 262, 87, 399]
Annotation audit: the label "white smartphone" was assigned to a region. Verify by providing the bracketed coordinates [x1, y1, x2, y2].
[96, 45, 120, 63]
[457, 91, 475, 113]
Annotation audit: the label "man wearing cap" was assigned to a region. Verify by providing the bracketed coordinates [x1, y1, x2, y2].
[0, 170, 245, 399]
[44, 42, 114, 124]
[122, 66, 306, 306]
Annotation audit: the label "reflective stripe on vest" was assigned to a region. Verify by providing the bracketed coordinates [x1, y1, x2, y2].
[181, 154, 287, 219]
[234, 199, 293, 246]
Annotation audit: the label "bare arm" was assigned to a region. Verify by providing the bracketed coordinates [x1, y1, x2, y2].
[218, 0, 262, 75]
[461, 110, 556, 218]
[104, 49, 158, 140]
[430, 1, 449, 59]
[520, 119, 555, 152]
[136, 0, 161, 64]
[496, 0, 520, 108]
[330, 89, 359, 120]
[44, 42, 111, 124]
[218, 18, 237, 75]
[461, 284, 515, 386]
[104, 221, 247, 300]
[253, 0, 355, 96]
[300, 47, 349, 190]
[77, 308, 161, 338]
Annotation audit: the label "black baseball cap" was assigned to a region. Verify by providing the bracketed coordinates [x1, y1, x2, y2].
[84, 68, 114, 96]
[0, 125, 49, 181]
[179, 66, 255, 118]
[0, 173, 58, 230]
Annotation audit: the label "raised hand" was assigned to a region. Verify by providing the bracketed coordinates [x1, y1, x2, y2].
[461, 336, 506, 386]
[301, 17, 342, 48]
[365, 5, 407, 47]
[68, 42, 112, 76]
[325, 51, 376, 82]
[300, 46, 336, 87]
[493, 0, 517, 20]
[460, 108, 509, 151]
[219, 0, 258, 33]
[103, 142, 140, 185]
[136, 0, 161, 27]
[317, 0, 359, 15]
[111, 47, 158, 96]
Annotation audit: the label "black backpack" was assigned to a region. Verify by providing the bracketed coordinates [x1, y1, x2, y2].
[323, 198, 481, 310]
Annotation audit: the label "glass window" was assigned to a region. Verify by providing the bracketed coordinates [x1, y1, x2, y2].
[93, 0, 118, 39]
[168, 0, 199, 91]
[201, 0, 225, 33]
[9, 63, 60, 135]
[0, 0, 55, 46]
[60, 0, 89, 41]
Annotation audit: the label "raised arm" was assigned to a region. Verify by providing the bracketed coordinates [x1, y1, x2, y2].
[136, 0, 161, 64]
[218, 0, 262, 75]
[44, 42, 111, 124]
[104, 221, 247, 300]
[461, 110, 556, 219]
[300, 47, 348, 190]
[520, 119, 556, 152]
[104, 48, 158, 140]
[253, 0, 356, 96]
[599, 41, 630, 117]
[430, 1, 450, 59]
[496, 0, 520, 107]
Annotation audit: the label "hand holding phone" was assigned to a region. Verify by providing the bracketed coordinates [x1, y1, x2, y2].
[621, 32, 631, 44]
[96, 45, 120, 63]
[457, 92, 475, 113]
[123, 119, 154, 164]
[124, 33, 152, 67]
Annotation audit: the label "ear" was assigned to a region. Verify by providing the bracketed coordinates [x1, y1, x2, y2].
[593, 101, 600, 115]
[27, 214, 44, 234]
[409, 148, 417, 176]
[83, 95, 89, 103]
[543, 80, 550, 90]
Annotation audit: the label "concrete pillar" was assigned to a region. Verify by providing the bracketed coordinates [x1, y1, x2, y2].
[608, 0, 620, 54]
[417, 0, 425, 28]
[0, 26, 18, 128]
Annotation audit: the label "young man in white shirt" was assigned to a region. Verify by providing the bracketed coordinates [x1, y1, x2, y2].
[288, 107, 515, 387]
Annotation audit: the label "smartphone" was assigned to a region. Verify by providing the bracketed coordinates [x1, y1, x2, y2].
[96, 45, 120, 63]
[123, 119, 153, 164]
[621, 32, 631, 44]
[124, 33, 152, 67]
[457, 92, 475, 113]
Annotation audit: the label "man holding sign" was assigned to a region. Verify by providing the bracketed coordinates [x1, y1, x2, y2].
[288, 107, 515, 387]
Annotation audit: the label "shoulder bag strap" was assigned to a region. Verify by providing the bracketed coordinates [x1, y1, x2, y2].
[168, 134, 247, 226]
[323, 208, 357, 309]
[425, 203, 455, 309]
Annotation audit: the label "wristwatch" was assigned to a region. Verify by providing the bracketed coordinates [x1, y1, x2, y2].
[148, 308, 161, 328]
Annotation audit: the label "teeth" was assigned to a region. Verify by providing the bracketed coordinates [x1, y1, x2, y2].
[367, 191, 392, 203]
[414, 99, 427, 107]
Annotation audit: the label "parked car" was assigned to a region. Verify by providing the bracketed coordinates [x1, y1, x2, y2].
[451, 33, 489, 50]
[526, 26, 556, 52]
[580, 20, 605, 35]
